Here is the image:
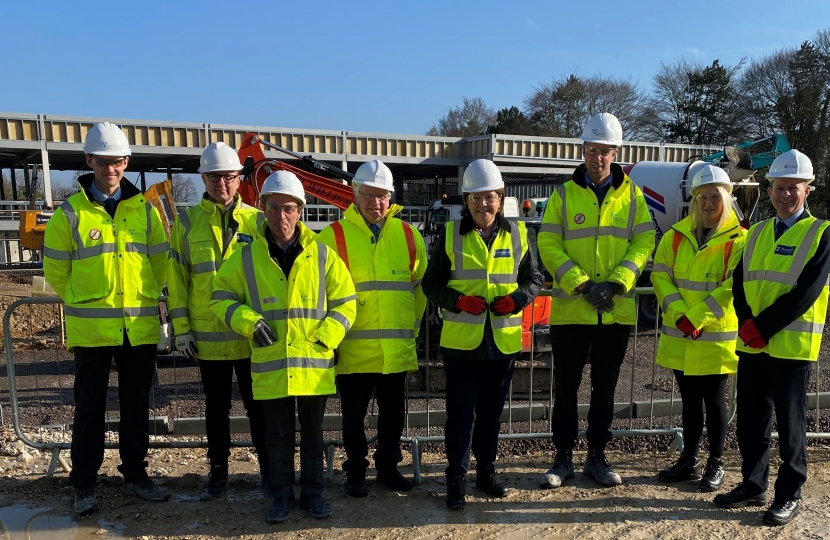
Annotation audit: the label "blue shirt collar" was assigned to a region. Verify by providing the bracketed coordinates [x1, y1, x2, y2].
[775, 207, 805, 229]
[588, 174, 613, 190]
[89, 180, 121, 205]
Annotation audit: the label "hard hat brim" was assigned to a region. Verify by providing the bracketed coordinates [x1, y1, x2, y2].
[580, 136, 622, 147]
[355, 179, 395, 193]
[767, 173, 815, 183]
[198, 163, 244, 174]
[462, 183, 505, 194]
[85, 148, 132, 157]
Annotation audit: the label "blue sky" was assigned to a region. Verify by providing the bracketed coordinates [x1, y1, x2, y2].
[3, 0, 828, 138]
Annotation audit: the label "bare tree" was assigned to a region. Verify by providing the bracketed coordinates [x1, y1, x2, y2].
[170, 174, 198, 204]
[426, 97, 496, 137]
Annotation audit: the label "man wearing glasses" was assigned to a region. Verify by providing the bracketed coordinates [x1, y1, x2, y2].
[537, 113, 654, 489]
[167, 142, 269, 501]
[318, 160, 427, 497]
[43, 122, 170, 517]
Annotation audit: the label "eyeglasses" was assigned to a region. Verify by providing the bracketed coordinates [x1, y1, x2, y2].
[583, 145, 617, 158]
[206, 173, 240, 183]
[358, 191, 391, 202]
[697, 194, 722, 204]
[469, 194, 499, 205]
[264, 202, 300, 214]
[91, 157, 127, 168]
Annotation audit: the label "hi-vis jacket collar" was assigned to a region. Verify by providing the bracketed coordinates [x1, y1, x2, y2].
[571, 162, 626, 191]
[77, 172, 141, 204]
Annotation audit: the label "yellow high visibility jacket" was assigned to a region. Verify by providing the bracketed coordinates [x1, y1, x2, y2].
[210, 221, 357, 400]
[653, 213, 745, 375]
[43, 176, 168, 350]
[317, 204, 427, 375]
[441, 219, 528, 354]
[167, 194, 264, 360]
[737, 216, 829, 361]
[538, 165, 655, 325]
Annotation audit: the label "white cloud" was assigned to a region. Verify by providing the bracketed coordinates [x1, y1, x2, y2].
[684, 48, 706, 58]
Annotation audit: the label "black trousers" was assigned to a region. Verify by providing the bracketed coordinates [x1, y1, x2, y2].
[198, 359, 268, 472]
[444, 354, 515, 478]
[338, 371, 406, 475]
[673, 370, 728, 458]
[550, 323, 631, 449]
[261, 395, 327, 498]
[737, 352, 812, 500]
[70, 337, 156, 489]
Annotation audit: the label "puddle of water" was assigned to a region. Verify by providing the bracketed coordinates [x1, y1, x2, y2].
[0, 505, 124, 540]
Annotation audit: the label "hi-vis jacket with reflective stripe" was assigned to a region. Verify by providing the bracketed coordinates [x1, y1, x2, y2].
[736, 216, 830, 361]
[317, 204, 427, 375]
[167, 194, 264, 360]
[653, 213, 745, 375]
[43, 175, 168, 350]
[441, 219, 529, 354]
[538, 163, 655, 325]
[209, 221, 356, 400]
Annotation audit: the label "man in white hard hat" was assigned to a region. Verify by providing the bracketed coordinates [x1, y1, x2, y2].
[538, 112, 655, 489]
[43, 122, 170, 517]
[318, 160, 427, 497]
[211, 171, 356, 524]
[714, 149, 830, 526]
[168, 142, 269, 500]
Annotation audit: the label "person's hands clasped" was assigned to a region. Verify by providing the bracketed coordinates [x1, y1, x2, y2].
[490, 295, 517, 316]
[583, 281, 621, 312]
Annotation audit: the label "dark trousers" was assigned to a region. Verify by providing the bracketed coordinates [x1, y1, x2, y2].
[70, 337, 156, 489]
[737, 352, 812, 500]
[673, 370, 728, 458]
[444, 354, 516, 478]
[199, 359, 268, 472]
[550, 323, 631, 449]
[261, 395, 327, 498]
[338, 371, 406, 475]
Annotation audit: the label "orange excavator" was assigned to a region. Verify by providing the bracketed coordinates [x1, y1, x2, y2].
[234, 132, 551, 355]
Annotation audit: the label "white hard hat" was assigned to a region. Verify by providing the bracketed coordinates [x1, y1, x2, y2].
[354, 160, 395, 192]
[462, 159, 504, 193]
[198, 142, 243, 173]
[260, 170, 305, 205]
[767, 149, 814, 183]
[83, 122, 131, 156]
[580, 113, 624, 146]
[691, 165, 733, 194]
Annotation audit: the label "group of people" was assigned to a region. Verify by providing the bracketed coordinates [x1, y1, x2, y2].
[41, 114, 826, 528]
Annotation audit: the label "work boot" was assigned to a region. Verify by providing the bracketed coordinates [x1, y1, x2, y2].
[73, 487, 97, 517]
[540, 449, 574, 489]
[583, 445, 621, 487]
[377, 468, 414, 492]
[199, 466, 229, 501]
[475, 470, 509, 498]
[658, 452, 701, 483]
[763, 498, 800, 526]
[345, 469, 368, 498]
[122, 477, 171, 502]
[299, 493, 332, 519]
[699, 457, 725, 492]
[446, 475, 466, 510]
[267, 495, 297, 524]
[713, 482, 767, 508]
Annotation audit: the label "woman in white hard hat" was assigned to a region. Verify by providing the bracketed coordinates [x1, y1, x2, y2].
[652, 164, 746, 492]
[422, 158, 543, 510]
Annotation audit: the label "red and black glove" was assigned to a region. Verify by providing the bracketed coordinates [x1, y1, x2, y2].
[739, 319, 767, 349]
[490, 295, 518, 316]
[676, 315, 701, 340]
[456, 295, 487, 315]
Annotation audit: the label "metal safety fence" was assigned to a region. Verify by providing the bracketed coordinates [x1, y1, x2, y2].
[2, 288, 827, 483]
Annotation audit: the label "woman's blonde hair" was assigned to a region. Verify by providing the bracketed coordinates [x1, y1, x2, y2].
[690, 184, 733, 245]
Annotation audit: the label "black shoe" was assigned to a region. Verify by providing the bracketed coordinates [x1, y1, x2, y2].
[699, 457, 725, 492]
[713, 483, 767, 508]
[377, 468, 414, 492]
[199, 467, 229, 501]
[583, 445, 621, 486]
[267, 495, 297, 524]
[345, 470, 368, 498]
[658, 452, 701, 483]
[540, 449, 574, 489]
[299, 493, 332, 519]
[122, 477, 170, 502]
[73, 487, 97, 517]
[763, 498, 800, 526]
[475, 470, 509, 498]
[446, 476, 466, 510]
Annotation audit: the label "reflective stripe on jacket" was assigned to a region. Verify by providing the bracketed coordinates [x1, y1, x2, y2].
[167, 194, 264, 360]
[653, 213, 745, 374]
[43, 178, 168, 349]
[737, 216, 829, 361]
[317, 204, 427, 374]
[210, 221, 356, 400]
